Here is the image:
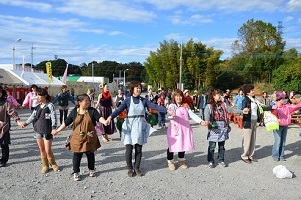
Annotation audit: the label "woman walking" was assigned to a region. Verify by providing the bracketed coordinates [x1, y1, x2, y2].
[52, 94, 106, 181]
[23, 89, 59, 173]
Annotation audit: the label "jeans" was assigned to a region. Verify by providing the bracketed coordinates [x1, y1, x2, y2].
[125, 144, 142, 170]
[272, 126, 288, 160]
[207, 141, 225, 163]
[167, 148, 185, 160]
[199, 108, 205, 120]
[73, 151, 95, 173]
[158, 112, 166, 127]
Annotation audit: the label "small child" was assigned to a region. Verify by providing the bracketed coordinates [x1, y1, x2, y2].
[166, 89, 207, 170]
[23, 89, 59, 173]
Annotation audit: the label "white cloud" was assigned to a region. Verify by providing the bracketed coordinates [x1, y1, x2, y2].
[109, 31, 123, 36]
[0, 0, 52, 11]
[203, 37, 237, 59]
[56, 0, 156, 23]
[79, 29, 106, 34]
[165, 33, 187, 41]
[287, 0, 301, 12]
[284, 16, 294, 22]
[170, 14, 213, 25]
[141, 0, 284, 12]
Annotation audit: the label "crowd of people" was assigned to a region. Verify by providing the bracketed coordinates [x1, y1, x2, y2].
[0, 82, 300, 182]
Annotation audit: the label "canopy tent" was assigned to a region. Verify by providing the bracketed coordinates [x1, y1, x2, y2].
[0, 68, 26, 85]
[76, 76, 109, 83]
[8, 69, 65, 87]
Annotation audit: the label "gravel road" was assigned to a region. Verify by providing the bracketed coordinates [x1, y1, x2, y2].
[1, 107, 301, 200]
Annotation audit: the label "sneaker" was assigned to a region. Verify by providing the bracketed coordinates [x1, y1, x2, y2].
[89, 170, 96, 177]
[135, 169, 142, 177]
[279, 158, 286, 161]
[127, 169, 134, 177]
[73, 173, 81, 181]
[208, 162, 214, 168]
[219, 161, 228, 167]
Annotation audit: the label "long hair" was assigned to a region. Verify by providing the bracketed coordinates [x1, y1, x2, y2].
[36, 88, 51, 102]
[207, 89, 222, 106]
[75, 93, 89, 108]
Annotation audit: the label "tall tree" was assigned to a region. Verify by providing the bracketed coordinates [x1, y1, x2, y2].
[231, 19, 285, 83]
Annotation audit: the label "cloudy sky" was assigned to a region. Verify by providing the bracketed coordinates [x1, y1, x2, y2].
[0, 0, 300, 66]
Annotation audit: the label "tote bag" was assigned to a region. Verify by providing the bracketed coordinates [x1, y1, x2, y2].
[264, 111, 279, 131]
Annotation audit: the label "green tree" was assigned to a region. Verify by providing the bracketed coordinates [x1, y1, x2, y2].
[231, 19, 285, 83]
[273, 48, 301, 92]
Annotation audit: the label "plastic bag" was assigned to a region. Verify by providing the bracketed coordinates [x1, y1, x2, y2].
[273, 165, 293, 179]
[264, 111, 279, 131]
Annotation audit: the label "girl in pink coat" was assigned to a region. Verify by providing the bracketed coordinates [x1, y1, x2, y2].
[166, 89, 207, 170]
[271, 92, 301, 161]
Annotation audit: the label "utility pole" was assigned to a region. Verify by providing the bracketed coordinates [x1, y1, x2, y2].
[179, 41, 183, 90]
[31, 43, 36, 70]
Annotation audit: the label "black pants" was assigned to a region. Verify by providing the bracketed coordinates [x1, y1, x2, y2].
[0, 144, 9, 164]
[73, 151, 95, 173]
[59, 109, 68, 124]
[207, 141, 225, 163]
[125, 144, 142, 170]
[167, 148, 185, 160]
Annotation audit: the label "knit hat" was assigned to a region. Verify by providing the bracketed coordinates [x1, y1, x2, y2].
[183, 90, 189, 94]
[276, 92, 286, 101]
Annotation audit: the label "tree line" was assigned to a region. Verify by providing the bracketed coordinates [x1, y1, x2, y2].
[25, 18, 301, 93]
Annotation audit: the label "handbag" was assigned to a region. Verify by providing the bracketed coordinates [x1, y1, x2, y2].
[264, 111, 279, 131]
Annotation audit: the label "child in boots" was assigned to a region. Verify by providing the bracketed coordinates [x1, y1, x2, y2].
[166, 89, 207, 170]
[22, 89, 59, 173]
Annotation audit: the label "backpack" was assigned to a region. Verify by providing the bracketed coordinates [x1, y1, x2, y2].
[58, 92, 69, 107]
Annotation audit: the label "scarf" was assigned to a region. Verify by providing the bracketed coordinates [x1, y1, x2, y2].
[102, 90, 111, 99]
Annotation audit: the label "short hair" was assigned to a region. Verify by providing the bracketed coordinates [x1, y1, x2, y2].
[242, 84, 254, 95]
[129, 81, 142, 95]
[61, 85, 67, 90]
[171, 89, 184, 104]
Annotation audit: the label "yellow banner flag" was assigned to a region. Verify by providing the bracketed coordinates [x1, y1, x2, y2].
[46, 62, 53, 83]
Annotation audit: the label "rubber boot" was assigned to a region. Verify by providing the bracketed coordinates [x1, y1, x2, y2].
[41, 157, 49, 174]
[48, 156, 59, 172]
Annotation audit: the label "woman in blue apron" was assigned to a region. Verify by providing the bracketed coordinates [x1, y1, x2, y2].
[106, 81, 167, 177]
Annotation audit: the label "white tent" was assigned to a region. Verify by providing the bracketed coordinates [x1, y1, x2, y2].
[8, 69, 65, 87]
[0, 68, 25, 85]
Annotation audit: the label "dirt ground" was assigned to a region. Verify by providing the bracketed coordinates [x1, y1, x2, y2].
[1, 107, 301, 200]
